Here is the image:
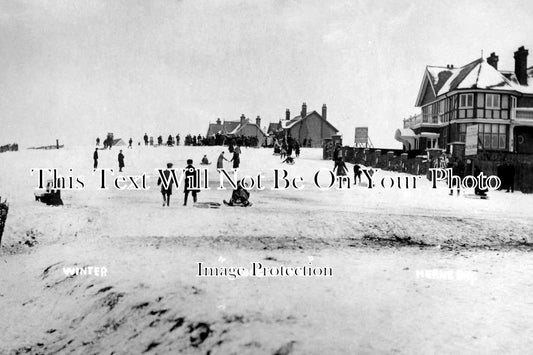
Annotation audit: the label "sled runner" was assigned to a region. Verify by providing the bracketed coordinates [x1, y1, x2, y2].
[193, 202, 221, 208]
[223, 200, 253, 207]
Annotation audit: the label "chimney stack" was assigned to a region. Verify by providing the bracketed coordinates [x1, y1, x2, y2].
[285, 108, 290, 120]
[216, 118, 221, 125]
[487, 52, 499, 70]
[240, 114, 246, 126]
[322, 104, 327, 120]
[301, 102, 307, 117]
[256, 115, 261, 127]
[514, 46, 529, 85]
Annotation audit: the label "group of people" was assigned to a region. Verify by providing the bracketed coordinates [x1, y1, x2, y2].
[92, 141, 250, 207]
[274, 137, 300, 158]
[93, 148, 125, 172]
[143, 134, 181, 147]
[157, 160, 199, 207]
[273, 137, 301, 165]
[157, 156, 251, 208]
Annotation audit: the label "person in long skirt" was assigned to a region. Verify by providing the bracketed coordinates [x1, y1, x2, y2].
[217, 151, 229, 170]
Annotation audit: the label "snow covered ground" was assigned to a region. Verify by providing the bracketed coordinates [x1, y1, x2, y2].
[1, 145, 533, 354]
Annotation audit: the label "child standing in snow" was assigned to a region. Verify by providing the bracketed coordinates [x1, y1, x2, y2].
[183, 159, 199, 206]
[157, 163, 174, 206]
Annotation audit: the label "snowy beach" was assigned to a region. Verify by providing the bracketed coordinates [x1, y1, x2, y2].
[1, 146, 533, 354]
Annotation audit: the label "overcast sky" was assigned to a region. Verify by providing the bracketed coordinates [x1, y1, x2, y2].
[1, 0, 533, 148]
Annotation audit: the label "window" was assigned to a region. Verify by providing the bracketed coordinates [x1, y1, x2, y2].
[459, 123, 466, 142]
[499, 125, 506, 149]
[459, 94, 474, 108]
[502, 95, 509, 109]
[477, 93, 484, 107]
[478, 124, 507, 150]
[486, 94, 500, 109]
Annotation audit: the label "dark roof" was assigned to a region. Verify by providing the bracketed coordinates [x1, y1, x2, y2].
[206, 120, 241, 136]
[280, 110, 339, 133]
[267, 122, 280, 134]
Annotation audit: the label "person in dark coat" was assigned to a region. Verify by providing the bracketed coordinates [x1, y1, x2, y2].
[333, 157, 348, 176]
[287, 142, 293, 157]
[157, 163, 174, 206]
[93, 149, 98, 169]
[333, 145, 340, 161]
[295, 143, 300, 158]
[449, 159, 465, 196]
[474, 166, 488, 197]
[353, 164, 361, 184]
[176, 134, 180, 146]
[144, 133, 148, 146]
[183, 159, 199, 205]
[224, 179, 251, 207]
[506, 162, 515, 193]
[118, 150, 125, 172]
[128, 138, 133, 148]
[231, 146, 241, 169]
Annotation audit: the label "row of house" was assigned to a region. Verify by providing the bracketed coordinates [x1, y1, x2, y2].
[396, 46, 533, 156]
[206, 103, 339, 147]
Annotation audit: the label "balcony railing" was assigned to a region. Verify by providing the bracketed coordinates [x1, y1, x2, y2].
[514, 108, 533, 120]
[403, 113, 444, 129]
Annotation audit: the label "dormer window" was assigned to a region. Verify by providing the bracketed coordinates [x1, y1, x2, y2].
[459, 93, 474, 108]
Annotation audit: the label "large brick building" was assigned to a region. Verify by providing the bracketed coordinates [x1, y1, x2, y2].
[275, 103, 339, 148]
[396, 46, 533, 156]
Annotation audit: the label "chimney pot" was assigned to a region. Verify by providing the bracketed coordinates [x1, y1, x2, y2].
[514, 46, 529, 85]
[301, 102, 307, 117]
[322, 104, 327, 120]
[487, 52, 499, 70]
[256, 115, 261, 127]
[285, 109, 290, 120]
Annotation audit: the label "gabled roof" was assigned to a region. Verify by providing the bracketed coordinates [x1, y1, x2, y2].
[227, 119, 267, 137]
[280, 110, 339, 133]
[416, 58, 533, 107]
[267, 122, 281, 134]
[206, 120, 241, 136]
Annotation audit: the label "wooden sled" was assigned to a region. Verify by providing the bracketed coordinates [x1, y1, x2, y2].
[193, 201, 221, 208]
[223, 200, 253, 207]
